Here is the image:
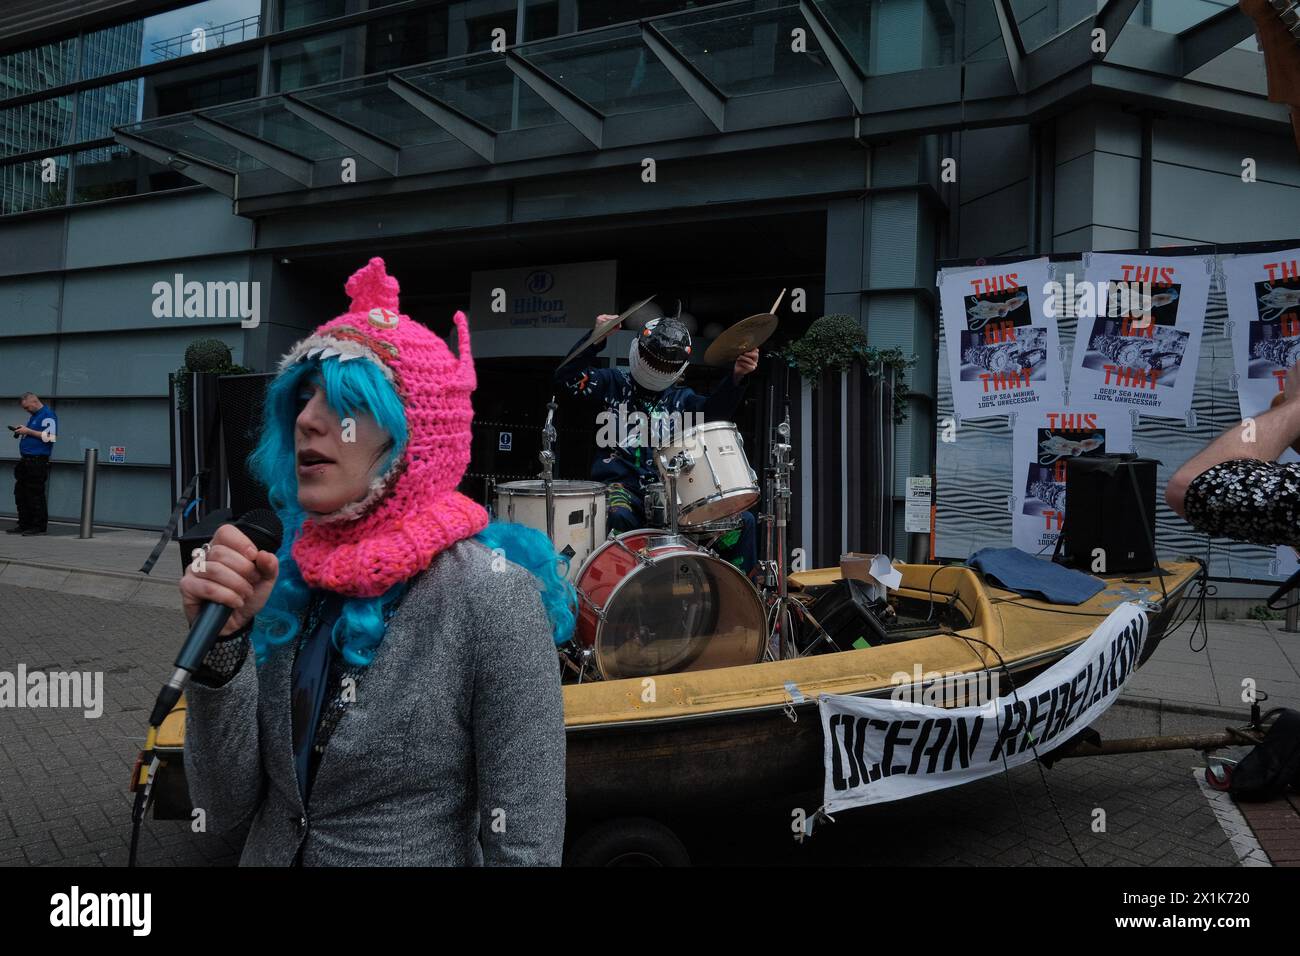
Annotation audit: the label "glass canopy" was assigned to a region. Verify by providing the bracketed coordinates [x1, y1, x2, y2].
[110, 0, 1263, 202]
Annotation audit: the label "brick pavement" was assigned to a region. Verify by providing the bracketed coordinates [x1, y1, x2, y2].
[0, 581, 1269, 867]
[0, 583, 243, 866]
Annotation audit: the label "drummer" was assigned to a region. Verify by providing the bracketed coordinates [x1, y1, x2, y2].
[555, 308, 760, 575]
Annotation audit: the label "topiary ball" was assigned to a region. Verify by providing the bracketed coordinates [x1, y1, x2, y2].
[184, 338, 233, 372]
[802, 313, 868, 350]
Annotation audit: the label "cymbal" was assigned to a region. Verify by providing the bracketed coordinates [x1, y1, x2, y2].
[560, 295, 657, 367]
[704, 312, 777, 366]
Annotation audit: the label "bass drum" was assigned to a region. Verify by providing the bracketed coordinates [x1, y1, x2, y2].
[574, 529, 766, 680]
[494, 480, 607, 581]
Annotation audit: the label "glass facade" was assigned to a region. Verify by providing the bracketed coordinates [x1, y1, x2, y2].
[72, 144, 180, 203]
[0, 37, 77, 100]
[82, 0, 261, 77]
[0, 153, 67, 214]
[0, 0, 1280, 215]
[1, 95, 74, 157]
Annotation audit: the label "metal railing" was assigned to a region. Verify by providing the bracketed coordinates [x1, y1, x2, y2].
[149, 15, 261, 62]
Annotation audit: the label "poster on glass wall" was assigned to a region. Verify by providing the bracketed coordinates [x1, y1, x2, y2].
[940, 257, 1064, 421]
[1067, 252, 1211, 421]
[1224, 246, 1300, 421]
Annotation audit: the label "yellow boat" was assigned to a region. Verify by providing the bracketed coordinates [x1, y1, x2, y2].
[140, 558, 1204, 864]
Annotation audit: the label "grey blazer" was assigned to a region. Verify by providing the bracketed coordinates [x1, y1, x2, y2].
[184, 536, 567, 866]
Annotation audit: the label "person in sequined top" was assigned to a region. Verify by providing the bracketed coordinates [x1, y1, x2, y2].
[1166, 360, 1300, 547]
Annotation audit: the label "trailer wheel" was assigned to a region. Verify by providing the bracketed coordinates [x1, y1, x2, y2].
[565, 817, 691, 867]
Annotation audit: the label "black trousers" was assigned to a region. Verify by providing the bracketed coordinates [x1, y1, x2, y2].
[14, 455, 50, 531]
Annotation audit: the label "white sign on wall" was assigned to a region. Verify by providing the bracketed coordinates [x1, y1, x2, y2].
[905, 476, 932, 533]
[468, 260, 618, 331]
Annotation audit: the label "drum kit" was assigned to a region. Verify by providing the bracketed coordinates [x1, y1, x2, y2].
[492, 292, 835, 682]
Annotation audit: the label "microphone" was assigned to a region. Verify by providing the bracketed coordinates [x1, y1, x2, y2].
[148, 509, 283, 727]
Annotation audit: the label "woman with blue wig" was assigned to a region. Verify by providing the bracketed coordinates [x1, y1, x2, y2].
[178, 257, 573, 866]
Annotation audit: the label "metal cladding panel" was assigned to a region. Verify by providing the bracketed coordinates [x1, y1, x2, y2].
[868, 191, 919, 288]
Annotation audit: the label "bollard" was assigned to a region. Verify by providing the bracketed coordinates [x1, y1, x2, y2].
[79, 448, 98, 539]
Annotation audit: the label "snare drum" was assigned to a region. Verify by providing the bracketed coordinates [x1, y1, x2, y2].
[653, 421, 759, 527]
[678, 513, 742, 550]
[573, 529, 766, 680]
[494, 480, 607, 580]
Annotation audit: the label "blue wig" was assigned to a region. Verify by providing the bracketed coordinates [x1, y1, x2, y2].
[474, 521, 578, 645]
[247, 354, 409, 666]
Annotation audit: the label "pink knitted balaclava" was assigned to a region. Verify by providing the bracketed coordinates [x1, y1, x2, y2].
[279, 257, 488, 598]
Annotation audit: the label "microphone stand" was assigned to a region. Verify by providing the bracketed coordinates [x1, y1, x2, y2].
[540, 395, 557, 542]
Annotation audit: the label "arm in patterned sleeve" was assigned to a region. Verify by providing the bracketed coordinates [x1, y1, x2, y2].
[553, 333, 622, 405]
[1181, 458, 1300, 549]
[183, 621, 264, 834]
[190, 623, 252, 687]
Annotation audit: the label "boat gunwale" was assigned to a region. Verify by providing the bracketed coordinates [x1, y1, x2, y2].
[559, 560, 1200, 730]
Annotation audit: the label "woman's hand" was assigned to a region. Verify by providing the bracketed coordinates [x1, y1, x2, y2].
[179, 523, 279, 636]
[595, 312, 621, 330]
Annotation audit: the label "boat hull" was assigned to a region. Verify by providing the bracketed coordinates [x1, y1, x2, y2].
[144, 560, 1203, 823]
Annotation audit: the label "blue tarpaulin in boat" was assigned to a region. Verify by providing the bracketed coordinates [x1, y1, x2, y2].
[966, 547, 1105, 605]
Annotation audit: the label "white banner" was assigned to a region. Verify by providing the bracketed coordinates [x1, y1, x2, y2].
[1010, 405, 1134, 556]
[940, 257, 1064, 420]
[819, 602, 1147, 811]
[1068, 253, 1211, 420]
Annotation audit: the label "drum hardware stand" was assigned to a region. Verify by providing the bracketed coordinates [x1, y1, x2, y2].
[559, 641, 599, 683]
[760, 410, 836, 660]
[539, 395, 558, 542]
[663, 452, 692, 535]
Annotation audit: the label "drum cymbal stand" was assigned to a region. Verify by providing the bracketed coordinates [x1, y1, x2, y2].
[761, 411, 834, 660]
[539, 395, 557, 542]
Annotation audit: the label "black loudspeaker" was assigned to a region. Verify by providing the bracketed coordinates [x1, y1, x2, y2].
[177, 507, 233, 575]
[1058, 454, 1158, 573]
[217, 373, 274, 518]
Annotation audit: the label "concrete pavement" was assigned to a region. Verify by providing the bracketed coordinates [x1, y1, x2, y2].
[0, 583, 1254, 867]
[0, 531, 1297, 867]
[0, 519, 179, 609]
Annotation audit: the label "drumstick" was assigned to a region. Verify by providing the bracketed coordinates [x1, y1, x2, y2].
[770, 288, 787, 315]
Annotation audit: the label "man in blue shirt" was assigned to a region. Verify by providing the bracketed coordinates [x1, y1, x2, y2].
[8, 392, 57, 536]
